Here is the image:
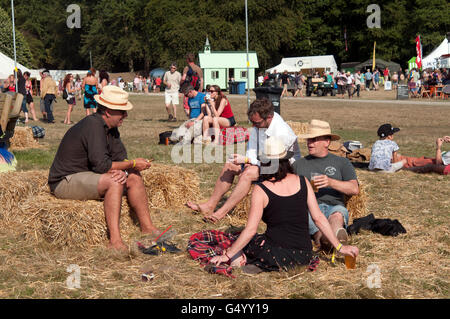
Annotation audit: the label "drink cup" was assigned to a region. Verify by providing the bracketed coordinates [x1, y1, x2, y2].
[345, 255, 356, 269]
[311, 172, 321, 192]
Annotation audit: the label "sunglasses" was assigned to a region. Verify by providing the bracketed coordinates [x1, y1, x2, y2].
[209, 90, 216, 93]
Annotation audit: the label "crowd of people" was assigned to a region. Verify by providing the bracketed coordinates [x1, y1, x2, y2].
[2, 53, 449, 276]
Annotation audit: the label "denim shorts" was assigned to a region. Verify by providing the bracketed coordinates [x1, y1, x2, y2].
[308, 203, 349, 236]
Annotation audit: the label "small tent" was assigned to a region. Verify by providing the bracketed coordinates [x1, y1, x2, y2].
[266, 55, 338, 75]
[422, 38, 449, 69]
[353, 58, 401, 72]
[408, 57, 417, 71]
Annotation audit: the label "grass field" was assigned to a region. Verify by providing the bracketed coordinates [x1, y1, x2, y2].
[1, 89, 449, 299]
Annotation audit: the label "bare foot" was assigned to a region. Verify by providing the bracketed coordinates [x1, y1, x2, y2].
[186, 201, 214, 215]
[108, 241, 128, 252]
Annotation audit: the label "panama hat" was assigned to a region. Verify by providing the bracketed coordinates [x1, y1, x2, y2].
[94, 85, 133, 111]
[299, 119, 341, 141]
[259, 136, 294, 161]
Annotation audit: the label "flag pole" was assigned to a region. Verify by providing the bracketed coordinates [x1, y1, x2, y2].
[372, 41, 376, 71]
[11, 0, 18, 88]
[245, 0, 250, 111]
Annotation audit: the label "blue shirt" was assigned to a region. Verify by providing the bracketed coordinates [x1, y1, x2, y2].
[188, 92, 206, 119]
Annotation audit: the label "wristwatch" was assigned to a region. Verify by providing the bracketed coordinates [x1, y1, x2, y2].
[124, 170, 129, 177]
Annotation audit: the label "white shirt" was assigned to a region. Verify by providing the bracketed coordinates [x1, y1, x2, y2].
[246, 112, 301, 166]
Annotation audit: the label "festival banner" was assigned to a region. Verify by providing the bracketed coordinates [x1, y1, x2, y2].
[415, 35, 422, 70]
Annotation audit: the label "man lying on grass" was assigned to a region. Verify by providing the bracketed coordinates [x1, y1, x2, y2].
[48, 86, 167, 251]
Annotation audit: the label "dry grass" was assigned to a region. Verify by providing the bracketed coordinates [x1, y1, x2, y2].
[1, 91, 449, 299]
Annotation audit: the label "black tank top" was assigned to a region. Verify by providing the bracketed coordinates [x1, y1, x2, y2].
[257, 175, 312, 251]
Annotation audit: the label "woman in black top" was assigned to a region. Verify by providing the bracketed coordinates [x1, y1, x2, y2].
[210, 137, 359, 272]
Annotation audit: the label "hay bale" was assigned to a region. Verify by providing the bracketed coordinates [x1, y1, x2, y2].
[345, 182, 369, 221]
[9, 126, 44, 151]
[0, 170, 48, 219]
[18, 193, 139, 249]
[141, 163, 201, 209]
[286, 121, 309, 139]
[0, 164, 201, 248]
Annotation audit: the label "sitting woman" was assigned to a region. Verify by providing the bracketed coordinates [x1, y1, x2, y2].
[202, 85, 236, 144]
[209, 137, 359, 273]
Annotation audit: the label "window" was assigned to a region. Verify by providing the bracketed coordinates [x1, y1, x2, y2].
[211, 71, 219, 79]
[240, 71, 247, 78]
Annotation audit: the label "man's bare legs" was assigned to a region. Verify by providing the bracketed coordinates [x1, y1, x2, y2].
[312, 213, 345, 250]
[98, 171, 160, 250]
[186, 163, 259, 222]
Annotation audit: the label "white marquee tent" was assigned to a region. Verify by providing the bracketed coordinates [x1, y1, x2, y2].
[422, 38, 449, 69]
[266, 55, 338, 74]
[0, 51, 40, 80]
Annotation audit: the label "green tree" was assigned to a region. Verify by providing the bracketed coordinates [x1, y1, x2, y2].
[0, 7, 33, 67]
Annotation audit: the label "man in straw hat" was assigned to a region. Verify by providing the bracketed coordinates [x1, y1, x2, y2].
[48, 86, 165, 251]
[294, 119, 359, 251]
[186, 98, 301, 223]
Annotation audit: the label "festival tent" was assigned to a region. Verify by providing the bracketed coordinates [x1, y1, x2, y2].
[422, 38, 449, 69]
[408, 57, 417, 71]
[266, 55, 338, 74]
[353, 58, 401, 72]
[0, 51, 39, 80]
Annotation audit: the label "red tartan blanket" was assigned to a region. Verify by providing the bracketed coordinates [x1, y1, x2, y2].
[187, 230, 239, 278]
[218, 127, 249, 145]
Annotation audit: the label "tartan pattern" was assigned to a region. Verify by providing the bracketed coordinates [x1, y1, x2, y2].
[187, 230, 239, 278]
[218, 127, 249, 145]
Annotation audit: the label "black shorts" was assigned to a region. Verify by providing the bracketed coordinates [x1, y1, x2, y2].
[227, 116, 236, 127]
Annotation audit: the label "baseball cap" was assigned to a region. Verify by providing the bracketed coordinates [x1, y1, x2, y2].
[377, 124, 400, 138]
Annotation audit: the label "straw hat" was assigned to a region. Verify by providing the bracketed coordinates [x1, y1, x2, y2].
[299, 119, 341, 141]
[94, 86, 133, 111]
[259, 136, 293, 160]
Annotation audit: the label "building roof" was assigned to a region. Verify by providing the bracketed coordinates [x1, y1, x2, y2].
[199, 51, 259, 68]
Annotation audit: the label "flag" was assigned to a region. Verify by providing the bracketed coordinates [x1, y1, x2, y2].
[415, 35, 422, 69]
[344, 28, 348, 52]
[372, 41, 376, 70]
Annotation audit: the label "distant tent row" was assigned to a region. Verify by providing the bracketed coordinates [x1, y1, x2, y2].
[352, 59, 401, 72]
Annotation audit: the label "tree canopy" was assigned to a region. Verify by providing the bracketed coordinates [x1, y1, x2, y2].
[0, 0, 448, 72]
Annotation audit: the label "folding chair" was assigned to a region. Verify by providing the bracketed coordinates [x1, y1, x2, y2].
[420, 85, 431, 99]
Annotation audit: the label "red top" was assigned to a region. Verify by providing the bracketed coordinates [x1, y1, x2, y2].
[220, 98, 234, 119]
[8, 85, 15, 92]
[155, 78, 162, 85]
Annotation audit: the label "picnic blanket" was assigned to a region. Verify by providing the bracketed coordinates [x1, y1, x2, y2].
[187, 230, 239, 278]
[218, 126, 249, 145]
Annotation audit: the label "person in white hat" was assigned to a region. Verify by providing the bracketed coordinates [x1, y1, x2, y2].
[294, 119, 359, 251]
[209, 136, 359, 273]
[48, 86, 165, 251]
[186, 98, 301, 223]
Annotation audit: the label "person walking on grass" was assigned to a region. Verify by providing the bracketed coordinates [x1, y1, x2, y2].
[163, 63, 181, 122]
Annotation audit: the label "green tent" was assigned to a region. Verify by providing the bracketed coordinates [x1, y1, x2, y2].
[408, 57, 417, 71]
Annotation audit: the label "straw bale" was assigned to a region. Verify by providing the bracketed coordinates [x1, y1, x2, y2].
[286, 121, 309, 139]
[9, 126, 44, 151]
[141, 163, 201, 209]
[0, 170, 48, 218]
[17, 193, 139, 249]
[345, 182, 369, 221]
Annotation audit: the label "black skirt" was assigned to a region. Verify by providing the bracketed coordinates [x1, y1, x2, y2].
[243, 234, 313, 272]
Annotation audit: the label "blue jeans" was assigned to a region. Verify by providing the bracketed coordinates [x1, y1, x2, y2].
[44, 94, 55, 122]
[308, 203, 349, 236]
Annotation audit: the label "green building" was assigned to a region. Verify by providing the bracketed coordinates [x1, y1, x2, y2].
[198, 37, 259, 91]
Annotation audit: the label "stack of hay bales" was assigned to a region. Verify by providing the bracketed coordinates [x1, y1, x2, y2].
[0, 164, 201, 249]
[9, 126, 44, 151]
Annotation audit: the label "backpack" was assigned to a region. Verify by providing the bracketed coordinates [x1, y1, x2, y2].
[185, 66, 200, 91]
